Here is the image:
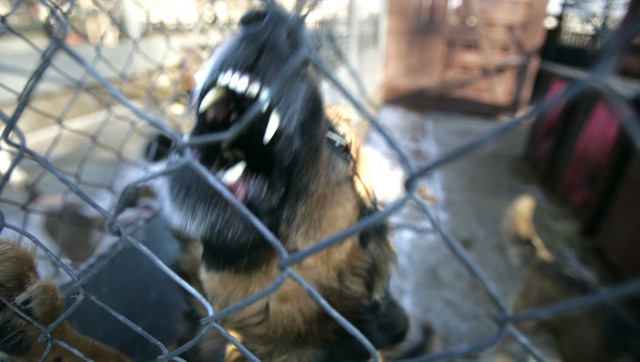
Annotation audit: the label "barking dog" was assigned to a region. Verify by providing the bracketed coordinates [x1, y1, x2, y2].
[0, 4, 413, 362]
[163, 4, 411, 361]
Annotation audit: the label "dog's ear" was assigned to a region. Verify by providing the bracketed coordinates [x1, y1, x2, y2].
[324, 105, 378, 209]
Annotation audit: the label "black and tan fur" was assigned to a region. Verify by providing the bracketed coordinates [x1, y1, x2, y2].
[0, 4, 412, 362]
[161, 4, 410, 361]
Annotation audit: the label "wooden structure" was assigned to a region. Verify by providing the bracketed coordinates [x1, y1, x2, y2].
[383, 0, 548, 115]
[526, 1, 640, 278]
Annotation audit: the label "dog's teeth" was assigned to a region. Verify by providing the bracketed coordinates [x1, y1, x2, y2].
[263, 110, 280, 145]
[259, 88, 271, 113]
[237, 75, 249, 94]
[229, 72, 240, 92]
[218, 70, 232, 86]
[247, 81, 261, 98]
[221, 161, 246, 185]
[198, 86, 226, 114]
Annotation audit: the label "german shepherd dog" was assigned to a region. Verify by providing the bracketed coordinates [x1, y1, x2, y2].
[0, 4, 412, 361]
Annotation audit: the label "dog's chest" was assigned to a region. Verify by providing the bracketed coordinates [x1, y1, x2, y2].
[200, 267, 329, 340]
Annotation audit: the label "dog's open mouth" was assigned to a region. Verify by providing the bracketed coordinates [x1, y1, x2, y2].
[191, 68, 286, 213]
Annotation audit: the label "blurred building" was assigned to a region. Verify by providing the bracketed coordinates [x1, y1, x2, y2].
[383, 0, 548, 115]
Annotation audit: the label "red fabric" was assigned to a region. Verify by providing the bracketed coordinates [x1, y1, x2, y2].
[534, 77, 570, 159]
[559, 100, 621, 208]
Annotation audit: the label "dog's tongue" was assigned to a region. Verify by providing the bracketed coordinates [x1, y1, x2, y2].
[227, 179, 248, 203]
[219, 163, 269, 205]
[220, 161, 248, 202]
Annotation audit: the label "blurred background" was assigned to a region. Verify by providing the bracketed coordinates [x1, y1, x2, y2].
[1, 0, 639, 361]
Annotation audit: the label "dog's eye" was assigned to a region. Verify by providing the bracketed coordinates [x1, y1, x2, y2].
[240, 9, 267, 26]
[326, 130, 351, 159]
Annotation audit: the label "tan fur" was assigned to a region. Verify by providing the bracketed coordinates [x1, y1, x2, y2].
[502, 194, 537, 244]
[0, 238, 129, 362]
[512, 265, 609, 362]
[505, 195, 639, 362]
[194, 108, 395, 360]
[0, 93, 396, 362]
[0, 111, 402, 361]
[502, 194, 553, 266]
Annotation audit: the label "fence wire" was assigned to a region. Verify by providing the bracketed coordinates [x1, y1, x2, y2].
[1, 0, 640, 361]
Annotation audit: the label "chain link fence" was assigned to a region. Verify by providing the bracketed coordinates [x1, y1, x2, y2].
[1, 0, 640, 361]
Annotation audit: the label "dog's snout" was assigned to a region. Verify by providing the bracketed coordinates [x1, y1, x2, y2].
[238, 6, 303, 52]
[240, 9, 267, 27]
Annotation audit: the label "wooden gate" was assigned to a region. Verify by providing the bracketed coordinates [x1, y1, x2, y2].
[383, 0, 548, 115]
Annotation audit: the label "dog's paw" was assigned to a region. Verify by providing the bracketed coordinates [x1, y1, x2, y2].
[0, 239, 131, 361]
[0, 238, 65, 358]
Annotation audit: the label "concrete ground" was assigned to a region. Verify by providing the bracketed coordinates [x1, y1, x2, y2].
[368, 105, 594, 360]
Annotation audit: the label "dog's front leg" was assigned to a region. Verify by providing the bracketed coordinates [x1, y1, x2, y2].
[0, 239, 130, 361]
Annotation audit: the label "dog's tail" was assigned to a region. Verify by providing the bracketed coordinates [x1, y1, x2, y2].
[502, 193, 553, 266]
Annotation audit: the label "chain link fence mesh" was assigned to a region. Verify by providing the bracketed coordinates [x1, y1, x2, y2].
[1, 0, 639, 361]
